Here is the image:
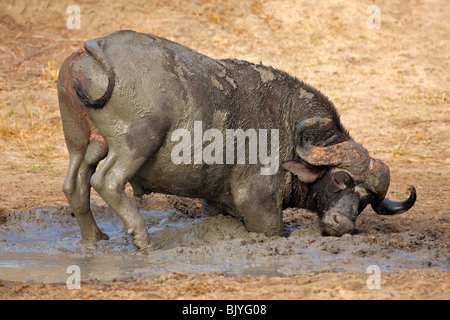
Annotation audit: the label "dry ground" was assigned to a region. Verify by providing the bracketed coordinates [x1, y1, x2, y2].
[0, 0, 449, 299]
[1, 270, 448, 300]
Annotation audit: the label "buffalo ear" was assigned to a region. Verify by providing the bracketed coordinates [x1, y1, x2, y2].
[282, 160, 321, 183]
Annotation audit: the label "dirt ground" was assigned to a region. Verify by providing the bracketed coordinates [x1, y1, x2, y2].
[0, 0, 448, 300]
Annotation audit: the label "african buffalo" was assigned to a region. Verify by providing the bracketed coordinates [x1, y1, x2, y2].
[57, 30, 416, 251]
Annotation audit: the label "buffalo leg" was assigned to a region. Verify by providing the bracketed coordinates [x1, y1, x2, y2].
[89, 117, 169, 251]
[231, 178, 284, 237]
[58, 49, 109, 244]
[90, 151, 151, 250]
[241, 201, 283, 237]
[63, 154, 109, 242]
[202, 200, 224, 216]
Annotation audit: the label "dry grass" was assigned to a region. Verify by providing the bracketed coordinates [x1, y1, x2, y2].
[39, 60, 59, 85]
[0, 87, 63, 160]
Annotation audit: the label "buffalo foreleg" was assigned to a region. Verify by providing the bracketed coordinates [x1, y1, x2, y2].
[231, 176, 284, 237]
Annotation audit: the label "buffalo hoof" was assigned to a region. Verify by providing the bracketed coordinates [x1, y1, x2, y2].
[80, 230, 109, 246]
[97, 231, 110, 241]
[134, 240, 157, 255]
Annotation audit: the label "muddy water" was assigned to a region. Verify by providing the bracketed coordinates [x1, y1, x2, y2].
[0, 206, 448, 283]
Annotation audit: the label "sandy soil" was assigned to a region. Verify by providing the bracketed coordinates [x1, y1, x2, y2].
[1, 270, 448, 300]
[0, 0, 449, 299]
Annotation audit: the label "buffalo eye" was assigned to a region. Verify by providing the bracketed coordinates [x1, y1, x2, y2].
[332, 177, 346, 190]
[331, 171, 354, 190]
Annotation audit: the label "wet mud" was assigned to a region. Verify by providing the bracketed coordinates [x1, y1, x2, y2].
[0, 206, 448, 283]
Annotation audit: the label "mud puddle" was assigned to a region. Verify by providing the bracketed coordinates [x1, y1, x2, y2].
[0, 206, 448, 283]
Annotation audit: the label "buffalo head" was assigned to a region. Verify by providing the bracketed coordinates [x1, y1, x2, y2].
[283, 118, 416, 236]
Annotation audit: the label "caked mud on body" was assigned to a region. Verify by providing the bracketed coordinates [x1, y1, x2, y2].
[58, 30, 416, 250]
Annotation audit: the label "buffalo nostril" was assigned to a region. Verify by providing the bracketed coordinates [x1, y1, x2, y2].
[321, 212, 355, 237]
[333, 214, 340, 224]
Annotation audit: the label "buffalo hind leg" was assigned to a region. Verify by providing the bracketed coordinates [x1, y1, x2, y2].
[90, 116, 169, 251]
[63, 152, 108, 243]
[58, 48, 109, 245]
[90, 151, 153, 251]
